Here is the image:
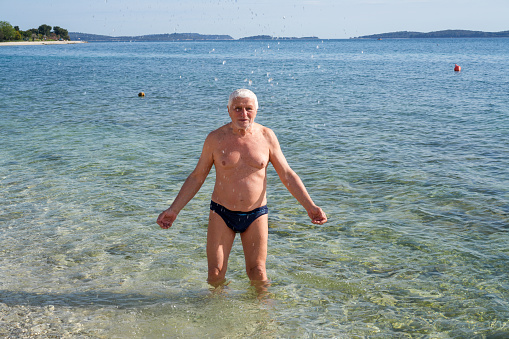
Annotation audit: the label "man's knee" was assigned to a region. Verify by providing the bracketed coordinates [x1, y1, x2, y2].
[247, 264, 266, 281]
[208, 265, 226, 282]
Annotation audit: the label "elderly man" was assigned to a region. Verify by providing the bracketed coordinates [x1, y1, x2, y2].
[157, 89, 327, 287]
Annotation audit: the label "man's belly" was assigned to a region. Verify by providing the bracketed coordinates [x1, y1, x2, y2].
[211, 179, 267, 212]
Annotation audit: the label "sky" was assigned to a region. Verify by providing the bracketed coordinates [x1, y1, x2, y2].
[3, 0, 508, 39]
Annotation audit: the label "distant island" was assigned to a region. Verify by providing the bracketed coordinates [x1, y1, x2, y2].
[69, 32, 320, 42]
[69, 32, 234, 42]
[68, 30, 509, 42]
[355, 29, 509, 39]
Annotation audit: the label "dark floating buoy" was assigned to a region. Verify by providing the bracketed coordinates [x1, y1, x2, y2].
[138, 92, 145, 97]
[454, 64, 461, 72]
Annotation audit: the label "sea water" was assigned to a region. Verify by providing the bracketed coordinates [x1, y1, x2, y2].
[1, 39, 508, 337]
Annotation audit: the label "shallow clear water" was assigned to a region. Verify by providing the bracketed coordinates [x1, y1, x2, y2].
[1, 39, 508, 337]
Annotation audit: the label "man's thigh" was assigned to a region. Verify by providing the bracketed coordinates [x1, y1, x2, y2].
[207, 210, 236, 270]
[240, 214, 268, 269]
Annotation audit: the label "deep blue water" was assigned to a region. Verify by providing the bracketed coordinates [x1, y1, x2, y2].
[1, 39, 508, 337]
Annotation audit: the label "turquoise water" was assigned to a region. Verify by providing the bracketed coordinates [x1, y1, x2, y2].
[1, 39, 508, 337]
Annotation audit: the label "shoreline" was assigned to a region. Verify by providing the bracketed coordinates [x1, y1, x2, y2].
[0, 40, 87, 46]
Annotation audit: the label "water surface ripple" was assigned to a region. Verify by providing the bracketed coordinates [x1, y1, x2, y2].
[1, 39, 508, 337]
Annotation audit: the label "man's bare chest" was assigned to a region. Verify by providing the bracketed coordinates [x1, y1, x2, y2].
[214, 139, 269, 171]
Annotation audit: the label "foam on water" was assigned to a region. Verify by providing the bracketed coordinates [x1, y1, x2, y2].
[1, 39, 508, 337]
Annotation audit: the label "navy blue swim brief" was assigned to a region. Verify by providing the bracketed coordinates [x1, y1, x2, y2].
[210, 200, 268, 233]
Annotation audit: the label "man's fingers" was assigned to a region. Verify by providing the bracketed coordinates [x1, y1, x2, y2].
[311, 211, 327, 225]
[159, 220, 172, 229]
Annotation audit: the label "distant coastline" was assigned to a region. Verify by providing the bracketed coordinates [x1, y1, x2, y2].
[69, 30, 509, 42]
[354, 29, 509, 39]
[68, 32, 233, 42]
[68, 32, 320, 42]
[6, 29, 507, 44]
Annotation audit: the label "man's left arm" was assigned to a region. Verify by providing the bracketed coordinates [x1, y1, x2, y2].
[267, 129, 327, 225]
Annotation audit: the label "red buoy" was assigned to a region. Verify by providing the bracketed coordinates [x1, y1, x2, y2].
[454, 64, 461, 72]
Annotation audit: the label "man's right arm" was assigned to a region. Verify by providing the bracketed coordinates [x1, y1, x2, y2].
[157, 134, 215, 229]
[266, 128, 327, 225]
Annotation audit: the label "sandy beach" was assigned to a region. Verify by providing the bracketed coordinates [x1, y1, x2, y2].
[0, 40, 87, 46]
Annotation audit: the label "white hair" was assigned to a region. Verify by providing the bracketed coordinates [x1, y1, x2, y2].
[228, 89, 258, 110]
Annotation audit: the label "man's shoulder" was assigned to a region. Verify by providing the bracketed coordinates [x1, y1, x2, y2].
[204, 124, 230, 144]
[256, 123, 277, 140]
[208, 124, 230, 137]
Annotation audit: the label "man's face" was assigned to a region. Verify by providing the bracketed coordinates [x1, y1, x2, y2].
[228, 97, 258, 131]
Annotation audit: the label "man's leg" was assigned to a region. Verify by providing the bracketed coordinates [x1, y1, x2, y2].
[240, 214, 269, 282]
[206, 210, 236, 287]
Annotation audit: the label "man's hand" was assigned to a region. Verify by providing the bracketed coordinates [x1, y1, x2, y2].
[157, 209, 178, 229]
[308, 206, 327, 225]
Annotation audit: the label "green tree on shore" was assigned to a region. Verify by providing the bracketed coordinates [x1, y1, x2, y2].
[38, 24, 52, 37]
[0, 21, 16, 41]
[53, 26, 70, 40]
[25, 28, 39, 41]
[0, 21, 71, 41]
